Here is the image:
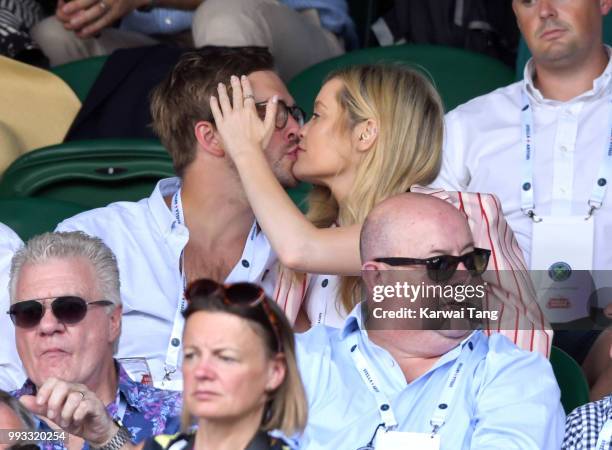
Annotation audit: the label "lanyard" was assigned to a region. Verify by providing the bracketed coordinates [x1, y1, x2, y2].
[347, 331, 471, 438]
[596, 417, 612, 450]
[520, 91, 612, 221]
[162, 189, 188, 382]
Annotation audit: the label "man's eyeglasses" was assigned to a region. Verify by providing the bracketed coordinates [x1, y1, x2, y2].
[185, 279, 283, 353]
[255, 99, 305, 128]
[7, 296, 114, 328]
[374, 248, 491, 282]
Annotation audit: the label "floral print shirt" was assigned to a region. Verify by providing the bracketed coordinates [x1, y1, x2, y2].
[11, 362, 182, 450]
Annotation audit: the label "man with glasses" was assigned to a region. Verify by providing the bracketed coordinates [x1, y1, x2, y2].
[55, 46, 304, 390]
[296, 193, 565, 449]
[8, 231, 180, 450]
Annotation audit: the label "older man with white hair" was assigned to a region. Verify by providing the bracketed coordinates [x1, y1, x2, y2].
[8, 232, 180, 450]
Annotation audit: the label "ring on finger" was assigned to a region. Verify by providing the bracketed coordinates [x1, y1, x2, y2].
[99, 0, 108, 11]
[77, 391, 85, 401]
[243, 94, 255, 101]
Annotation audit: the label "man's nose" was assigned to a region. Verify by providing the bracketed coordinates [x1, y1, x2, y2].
[38, 304, 64, 335]
[538, 0, 558, 19]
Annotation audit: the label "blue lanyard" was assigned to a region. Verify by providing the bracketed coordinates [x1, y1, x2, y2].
[520, 90, 612, 221]
[347, 331, 471, 437]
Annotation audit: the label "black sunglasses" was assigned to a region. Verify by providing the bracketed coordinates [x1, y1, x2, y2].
[185, 279, 283, 353]
[374, 248, 491, 282]
[255, 100, 305, 128]
[7, 296, 114, 328]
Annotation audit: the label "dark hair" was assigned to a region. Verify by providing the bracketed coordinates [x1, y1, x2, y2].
[150, 46, 275, 177]
[0, 390, 35, 430]
[181, 280, 307, 436]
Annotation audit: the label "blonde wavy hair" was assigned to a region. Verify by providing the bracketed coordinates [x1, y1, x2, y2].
[307, 63, 445, 313]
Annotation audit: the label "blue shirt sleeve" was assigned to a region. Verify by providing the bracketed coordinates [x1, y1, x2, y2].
[469, 335, 566, 449]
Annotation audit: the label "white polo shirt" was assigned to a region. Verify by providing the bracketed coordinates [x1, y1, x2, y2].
[56, 177, 278, 390]
[0, 223, 24, 391]
[434, 50, 612, 270]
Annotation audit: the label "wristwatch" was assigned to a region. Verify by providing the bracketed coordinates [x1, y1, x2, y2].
[137, 0, 157, 12]
[91, 422, 132, 450]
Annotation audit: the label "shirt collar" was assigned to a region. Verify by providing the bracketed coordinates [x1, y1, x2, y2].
[115, 362, 146, 413]
[523, 45, 612, 105]
[339, 302, 482, 368]
[148, 177, 182, 237]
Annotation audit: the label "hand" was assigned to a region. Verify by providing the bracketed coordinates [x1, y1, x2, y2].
[57, 0, 141, 38]
[210, 75, 278, 161]
[19, 378, 118, 447]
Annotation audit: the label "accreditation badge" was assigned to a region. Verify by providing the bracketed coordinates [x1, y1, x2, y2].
[530, 216, 595, 323]
[376, 431, 440, 450]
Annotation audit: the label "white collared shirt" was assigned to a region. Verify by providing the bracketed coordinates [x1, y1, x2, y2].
[0, 223, 24, 391]
[434, 48, 612, 271]
[56, 178, 278, 390]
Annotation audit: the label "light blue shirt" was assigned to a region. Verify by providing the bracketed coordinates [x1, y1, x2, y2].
[120, 8, 194, 35]
[296, 305, 565, 449]
[281, 0, 357, 47]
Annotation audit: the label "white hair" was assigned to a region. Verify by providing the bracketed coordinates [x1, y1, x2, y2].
[9, 231, 121, 307]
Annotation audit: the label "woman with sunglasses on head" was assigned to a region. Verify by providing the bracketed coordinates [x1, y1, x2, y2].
[210, 65, 551, 355]
[141, 279, 307, 450]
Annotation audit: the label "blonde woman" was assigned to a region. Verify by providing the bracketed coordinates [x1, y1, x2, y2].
[210, 64, 551, 354]
[143, 279, 307, 450]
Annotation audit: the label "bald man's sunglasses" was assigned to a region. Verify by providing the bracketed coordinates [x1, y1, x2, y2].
[7, 296, 114, 328]
[374, 248, 491, 282]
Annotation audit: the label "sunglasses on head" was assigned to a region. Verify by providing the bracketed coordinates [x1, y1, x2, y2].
[255, 100, 305, 128]
[7, 296, 114, 328]
[185, 279, 283, 353]
[374, 248, 491, 282]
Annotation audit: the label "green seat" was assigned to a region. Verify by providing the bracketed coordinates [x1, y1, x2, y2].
[550, 346, 590, 414]
[0, 138, 311, 211]
[0, 139, 174, 209]
[288, 44, 515, 115]
[51, 56, 108, 102]
[0, 198, 86, 241]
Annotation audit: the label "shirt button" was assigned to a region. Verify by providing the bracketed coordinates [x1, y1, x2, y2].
[241, 259, 250, 268]
[165, 18, 172, 25]
[560, 145, 568, 153]
[560, 187, 567, 195]
[171, 338, 180, 347]
[321, 278, 329, 288]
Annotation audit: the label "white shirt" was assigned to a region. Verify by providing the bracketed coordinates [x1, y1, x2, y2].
[434, 50, 612, 271]
[56, 178, 278, 389]
[0, 223, 24, 391]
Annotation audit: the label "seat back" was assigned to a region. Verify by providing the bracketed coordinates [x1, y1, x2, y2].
[288, 43, 515, 115]
[0, 139, 174, 209]
[550, 345, 590, 414]
[0, 198, 86, 240]
[51, 56, 108, 102]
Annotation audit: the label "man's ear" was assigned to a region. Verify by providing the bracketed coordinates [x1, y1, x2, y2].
[109, 304, 122, 343]
[354, 119, 378, 152]
[602, 0, 612, 15]
[361, 260, 385, 293]
[194, 121, 225, 157]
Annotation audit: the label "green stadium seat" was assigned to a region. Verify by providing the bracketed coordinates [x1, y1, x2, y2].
[51, 55, 108, 102]
[550, 345, 590, 414]
[0, 139, 174, 209]
[0, 138, 310, 211]
[0, 198, 86, 240]
[287, 43, 515, 115]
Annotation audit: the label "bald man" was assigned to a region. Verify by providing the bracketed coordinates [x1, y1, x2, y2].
[296, 193, 565, 450]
